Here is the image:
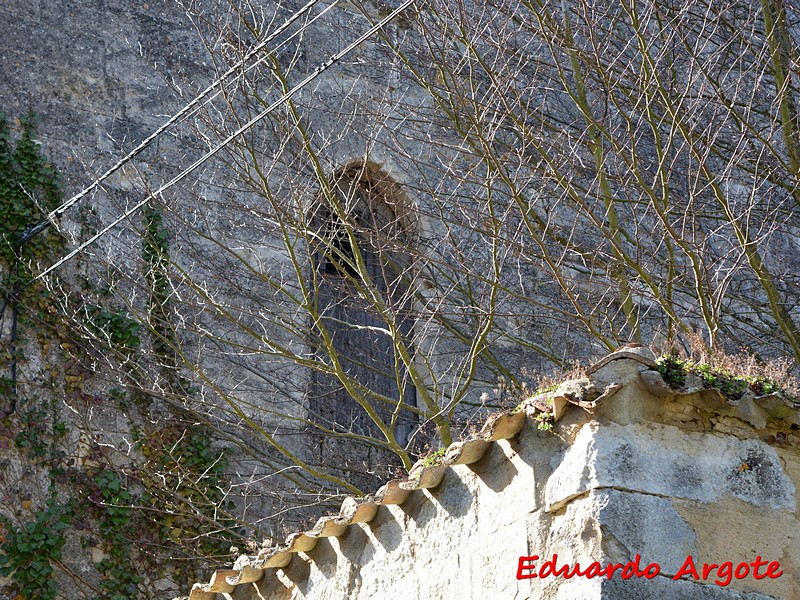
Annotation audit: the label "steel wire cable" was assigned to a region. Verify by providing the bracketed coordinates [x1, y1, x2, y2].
[20, 0, 335, 244]
[29, 0, 417, 285]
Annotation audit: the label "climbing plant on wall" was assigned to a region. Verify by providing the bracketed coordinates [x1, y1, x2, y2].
[0, 112, 65, 418]
[0, 112, 241, 598]
[0, 112, 63, 272]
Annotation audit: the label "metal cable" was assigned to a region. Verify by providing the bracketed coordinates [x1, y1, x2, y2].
[29, 0, 417, 285]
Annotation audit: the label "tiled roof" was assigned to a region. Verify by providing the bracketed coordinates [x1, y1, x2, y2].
[183, 347, 799, 599]
[186, 409, 529, 599]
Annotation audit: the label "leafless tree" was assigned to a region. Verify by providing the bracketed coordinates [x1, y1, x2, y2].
[29, 0, 800, 545]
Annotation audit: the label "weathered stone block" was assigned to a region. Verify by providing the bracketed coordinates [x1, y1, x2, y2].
[546, 422, 795, 512]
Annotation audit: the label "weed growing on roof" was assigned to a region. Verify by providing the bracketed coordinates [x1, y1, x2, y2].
[656, 354, 688, 388]
[538, 384, 559, 396]
[535, 411, 555, 431]
[420, 447, 446, 468]
[512, 384, 557, 414]
[656, 354, 794, 401]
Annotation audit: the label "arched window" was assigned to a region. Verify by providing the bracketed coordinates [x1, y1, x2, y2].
[308, 164, 416, 486]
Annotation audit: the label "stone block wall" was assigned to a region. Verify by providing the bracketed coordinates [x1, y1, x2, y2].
[187, 348, 800, 599]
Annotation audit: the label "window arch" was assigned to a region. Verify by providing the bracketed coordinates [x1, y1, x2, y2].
[308, 163, 417, 486]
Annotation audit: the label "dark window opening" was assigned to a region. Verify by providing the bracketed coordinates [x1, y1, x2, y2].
[308, 165, 417, 487]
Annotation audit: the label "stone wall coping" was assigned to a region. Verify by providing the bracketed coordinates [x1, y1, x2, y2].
[181, 347, 799, 599]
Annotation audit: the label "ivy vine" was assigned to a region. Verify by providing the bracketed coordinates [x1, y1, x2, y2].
[0, 112, 63, 272]
[0, 113, 239, 598]
[0, 496, 73, 600]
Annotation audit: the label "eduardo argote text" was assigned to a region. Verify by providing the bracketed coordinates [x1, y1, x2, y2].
[517, 553, 783, 587]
